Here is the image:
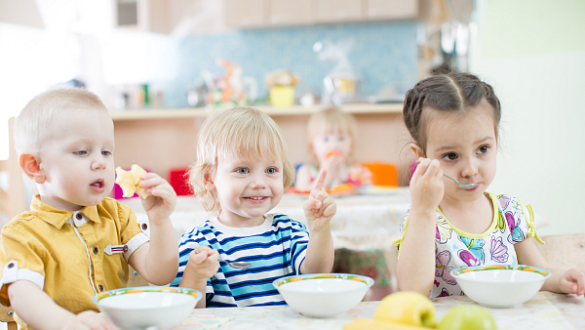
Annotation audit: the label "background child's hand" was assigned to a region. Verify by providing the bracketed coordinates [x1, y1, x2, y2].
[63, 311, 115, 330]
[410, 158, 444, 215]
[321, 153, 345, 186]
[557, 267, 585, 295]
[139, 173, 177, 224]
[303, 169, 336, 232]
[186, 246, 220, 280]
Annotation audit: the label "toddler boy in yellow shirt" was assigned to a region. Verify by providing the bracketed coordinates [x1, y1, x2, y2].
[0, 88, 179, 330]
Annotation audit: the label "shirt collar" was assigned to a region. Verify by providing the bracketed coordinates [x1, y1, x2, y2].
[31, 194, 101, 229]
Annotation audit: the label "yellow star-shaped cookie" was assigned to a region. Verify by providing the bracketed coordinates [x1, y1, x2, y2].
[115, 164, 148, 199]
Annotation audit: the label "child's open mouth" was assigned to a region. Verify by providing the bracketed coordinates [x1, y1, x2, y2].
[244, 196, 269, 203]
[90, 179, 105, 193]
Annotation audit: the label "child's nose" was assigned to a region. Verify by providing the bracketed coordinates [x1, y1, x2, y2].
[461, 158, 479, 177]
[249, 174, 267, 188]
[91, 157, 106, 170]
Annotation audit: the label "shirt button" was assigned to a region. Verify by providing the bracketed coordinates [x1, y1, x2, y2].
[7, 262, 14, 269]
[76, 213, 83, 220]
[98, 284, 104, 292]
[92, 246, 98, 255]
[141, 223, 148, 231]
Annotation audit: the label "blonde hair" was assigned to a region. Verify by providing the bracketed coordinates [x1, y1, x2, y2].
[14, 88, 108, 155]
[306, 107, 358, 164]
[188, 107, 295, 212]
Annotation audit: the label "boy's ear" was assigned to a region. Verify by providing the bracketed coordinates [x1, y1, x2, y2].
[19, 154, 46, 184]
[203, 171, 216, 191]
[410, 144, 425, 159]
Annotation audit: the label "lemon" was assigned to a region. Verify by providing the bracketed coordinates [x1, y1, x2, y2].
[374, 292, 437, 328]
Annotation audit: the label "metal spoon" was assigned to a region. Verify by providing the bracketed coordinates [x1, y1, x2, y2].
[194, 250, 251, 270]
[414, 160, 480, 189]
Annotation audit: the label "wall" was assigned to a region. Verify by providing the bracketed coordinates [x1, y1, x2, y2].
[165, 20, 419, 107]
[470, 0, 585, 235]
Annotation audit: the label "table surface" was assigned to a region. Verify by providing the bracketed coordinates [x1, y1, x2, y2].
[184, 292, 584, 330]
[120, 188, 412, 251]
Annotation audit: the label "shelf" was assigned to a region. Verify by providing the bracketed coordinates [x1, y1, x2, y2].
[109, 103, 403, 121]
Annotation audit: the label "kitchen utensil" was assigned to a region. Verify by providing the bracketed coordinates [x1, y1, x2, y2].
[414, 160, 480, 189]
[273, 274, 374, 317]
[194, 250, 251, 270]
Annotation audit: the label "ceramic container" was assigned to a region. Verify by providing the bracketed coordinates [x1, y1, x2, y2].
[273, 273, 374, 317]
[93, 286, 201, 330]
[451, 265, 550, 308]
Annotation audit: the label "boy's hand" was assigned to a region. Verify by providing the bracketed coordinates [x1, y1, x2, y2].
[139, 173, 177, 224]
[63, 311, 115, 330]
[303, 169, 336, 232]
[186, 246, 220, 280]
[557, 268, 585, 296]
[410, 158, 444, 216]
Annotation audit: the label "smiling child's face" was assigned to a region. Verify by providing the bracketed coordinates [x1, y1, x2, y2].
[208, 155, 284, 227]
[37, 108, 115, 211]
[419, 99, 498, 202]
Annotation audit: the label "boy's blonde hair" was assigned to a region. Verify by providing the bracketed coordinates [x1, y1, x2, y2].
[306, 107, 358, 164]
[14, 88, 108, 155]
[188, 107, 294, 212]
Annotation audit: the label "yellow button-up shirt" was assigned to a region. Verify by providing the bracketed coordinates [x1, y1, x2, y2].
[0, 195, 149, 315]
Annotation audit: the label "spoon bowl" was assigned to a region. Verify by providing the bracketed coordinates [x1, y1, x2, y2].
[194, 250, 251, 270]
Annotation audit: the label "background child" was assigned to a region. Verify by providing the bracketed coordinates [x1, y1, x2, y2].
[395, 72, 585, 298]
[171, 107, 335, 308]
[294, 107, 372, 191]
[0, 89, 179, 329]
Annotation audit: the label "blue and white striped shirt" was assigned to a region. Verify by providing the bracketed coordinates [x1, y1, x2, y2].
[170, 214, 309, 307]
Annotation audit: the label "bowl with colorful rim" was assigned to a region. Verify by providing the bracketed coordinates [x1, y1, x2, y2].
[450, 264, 551, 308]
[93, 286, 201, 330]
[273, 273, 374, 318]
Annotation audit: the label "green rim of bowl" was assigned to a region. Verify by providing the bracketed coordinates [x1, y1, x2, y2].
[450, 264, 551, 278]
[272, 273, 374, 288]
[92, 286, 200, 304]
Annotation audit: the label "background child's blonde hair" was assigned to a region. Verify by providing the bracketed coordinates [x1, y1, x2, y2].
[306, 107, 358, 164]
[14, 88, 108, 155]
[188, 107, 295, 212]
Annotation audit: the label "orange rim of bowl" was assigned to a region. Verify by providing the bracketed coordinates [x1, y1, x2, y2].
[272, 273, 374, 288]
[93, 286, 200, 304]
[450, 265, 551, 278]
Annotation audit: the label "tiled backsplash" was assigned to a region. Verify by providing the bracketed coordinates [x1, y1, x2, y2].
[165, 21, 418, 108]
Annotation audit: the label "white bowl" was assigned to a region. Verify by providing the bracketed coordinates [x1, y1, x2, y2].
[93, 286, 201, 330]
[451, 265, 550, 308]
[273, 273, 374, 318]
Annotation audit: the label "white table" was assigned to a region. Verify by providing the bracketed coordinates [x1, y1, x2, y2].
[178, 292, 584, 330]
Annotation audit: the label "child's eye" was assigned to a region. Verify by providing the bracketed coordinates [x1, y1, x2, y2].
[477, 145, 489, 154]
[102, 150, 112, 156]
[266, 167, 278, 174]
[338, 136, 345, 142]
[442, 153, 458, 161]
[74, 150, 88, 156]
[236, 168, 249, 174]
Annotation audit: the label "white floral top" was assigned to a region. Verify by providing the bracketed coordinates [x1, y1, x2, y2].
[394, 192, 544, 298]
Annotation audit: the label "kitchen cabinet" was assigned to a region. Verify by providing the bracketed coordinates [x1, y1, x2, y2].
[268, 0, 313, 26]
[314, 0, 363, 23]
[364, 0, 418, 20]
[224, 0, 267, 28]
[113, 0, 170, 34]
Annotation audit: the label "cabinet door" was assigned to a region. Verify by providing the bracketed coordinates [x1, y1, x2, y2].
[365, 0, 418, 20]
[268, 0, 312, 26]
[314, 0, 363, 23]
[224, 0, 267, 28]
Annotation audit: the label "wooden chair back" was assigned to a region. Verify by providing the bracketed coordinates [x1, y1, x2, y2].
[536, 233, 585, 269]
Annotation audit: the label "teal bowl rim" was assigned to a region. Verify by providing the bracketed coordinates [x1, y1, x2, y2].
[450, 264, 551, 280]
[92, 286, 201, 306]
[272, 273, 375, 291]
